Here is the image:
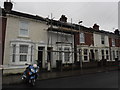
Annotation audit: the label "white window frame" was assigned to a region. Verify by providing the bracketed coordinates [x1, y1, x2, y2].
[64, 47, 70, 63]
[11, 44, 16, 62]
[58, 46, 72, 64]
[19, 20, 29, 37]
[80, 32, 85, 43]
[19, 44, 28, 62]
[112, 39, 115, 46]
[84, 49, 88, 61]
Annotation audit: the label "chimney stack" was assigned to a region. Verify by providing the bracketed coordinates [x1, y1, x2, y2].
[93, 23, 99, 30]
[114, 29, 120, 35]
[59, 15, 67, 22]
[4, 0, 13, 13]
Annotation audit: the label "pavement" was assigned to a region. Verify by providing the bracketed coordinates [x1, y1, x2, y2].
[2, 66, 119, 85]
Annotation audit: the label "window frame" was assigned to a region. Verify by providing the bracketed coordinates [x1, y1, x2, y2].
[80, 32, 85, 43]
[19, 44, 29, 62]
[12, 44, 16, 62]
[64, 47, 70, 62]
[58, 46, 72, 63]
[83, 49, 88, 61]
[19, 20, 29, 37]
[10, 42, 34, 65]
[112, 38, 115, 46]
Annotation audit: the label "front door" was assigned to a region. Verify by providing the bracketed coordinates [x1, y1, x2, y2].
[38, 47, 44, 69]
[47, 47, 52, 62]
[90, 49, 95, 62]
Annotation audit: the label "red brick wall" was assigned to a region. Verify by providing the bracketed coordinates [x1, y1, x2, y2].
[109, 38, 112, 47]
[84, 32, 94, 46]
[0, 17, 7, 65]
[75, 32, 94, 46]
[118, 39, 120, 47]
[115, 38, 120, 47]
[109, 37, 120, 47]
[74, 33, 79, 45]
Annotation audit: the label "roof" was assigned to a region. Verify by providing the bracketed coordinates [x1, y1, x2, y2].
[2, 8, 46, 22]
[2, 8, 120, 37]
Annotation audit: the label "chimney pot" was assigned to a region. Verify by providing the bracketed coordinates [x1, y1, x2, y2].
[93, 23, 99, 30]
[114, 29, 119, 35]
[59, 15, 67, 22]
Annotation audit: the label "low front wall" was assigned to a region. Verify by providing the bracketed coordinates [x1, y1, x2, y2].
[106, 61, 118, 66]
[3, 68, 25, 75]
[82, 61, 118, 69]
[82, 62, 98, 69]
[2, 65, 27, 75]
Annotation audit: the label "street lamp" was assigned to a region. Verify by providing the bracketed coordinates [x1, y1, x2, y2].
[78, 20, 83, 69]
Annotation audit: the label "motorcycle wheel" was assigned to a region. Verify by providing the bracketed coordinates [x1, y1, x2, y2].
[31, 79, 35, 86]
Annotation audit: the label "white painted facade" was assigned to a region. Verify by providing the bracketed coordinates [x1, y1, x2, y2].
[48, 31, 74, 67]
[3, 14, 75, 74]
[3, 14, 48, 74]
[77, 32, 111, 63]
[93, 32, 110, 61]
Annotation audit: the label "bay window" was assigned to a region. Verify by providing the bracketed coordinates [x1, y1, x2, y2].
[11, 42, 33, 65]
[58, 46, 72, 63]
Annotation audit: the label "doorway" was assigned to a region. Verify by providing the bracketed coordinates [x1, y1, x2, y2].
[89, 49, 95, 62]
[47, 47, 53, 62]
[38, 47, 44, 69]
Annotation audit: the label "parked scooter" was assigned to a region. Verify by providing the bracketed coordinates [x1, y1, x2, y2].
[22, 63, 39, 86]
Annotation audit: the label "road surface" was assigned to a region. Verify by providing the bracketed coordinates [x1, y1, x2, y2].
[3, 70, 119, 88]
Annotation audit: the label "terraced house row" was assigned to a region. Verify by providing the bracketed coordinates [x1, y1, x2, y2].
[0, 1, 120, 74]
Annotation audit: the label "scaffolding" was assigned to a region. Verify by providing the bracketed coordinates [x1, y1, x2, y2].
[46, 14, 78, 71]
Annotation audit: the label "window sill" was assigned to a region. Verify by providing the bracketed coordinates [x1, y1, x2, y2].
[18, 35, 30, 39]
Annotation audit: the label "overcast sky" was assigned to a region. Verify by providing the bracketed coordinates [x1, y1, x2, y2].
[0, 0, 119, 32]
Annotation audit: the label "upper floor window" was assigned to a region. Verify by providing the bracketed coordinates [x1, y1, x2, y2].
[112, 39, 115, 46]
[80, 33, 85, 43]
[19, 21, 29, 37]
[101, 35, 105, 44]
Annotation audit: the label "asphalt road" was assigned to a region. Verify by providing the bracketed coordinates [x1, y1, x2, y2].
[3, 70, 119, 88]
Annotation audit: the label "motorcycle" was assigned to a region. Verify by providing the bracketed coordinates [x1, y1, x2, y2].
[22, 63, 39, 86]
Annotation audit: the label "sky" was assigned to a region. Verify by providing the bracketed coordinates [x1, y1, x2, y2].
[0, 0, 119, 32]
